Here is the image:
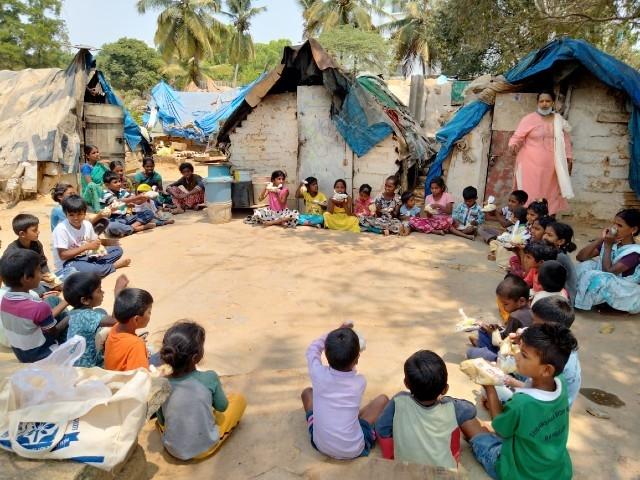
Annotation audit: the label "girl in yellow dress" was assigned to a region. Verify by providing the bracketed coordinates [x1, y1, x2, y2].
[323, 179, 360, 233]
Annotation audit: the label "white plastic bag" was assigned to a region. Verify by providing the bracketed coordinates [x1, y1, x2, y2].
[11, 336, 111, 409]
[0, 337, 152, 470]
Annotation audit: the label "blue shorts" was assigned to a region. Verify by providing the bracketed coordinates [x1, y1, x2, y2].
[305, 410, 375, 457]
[470, 433, 502, 480]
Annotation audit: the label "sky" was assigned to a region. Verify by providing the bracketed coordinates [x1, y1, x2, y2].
[60, 0, 305, 51]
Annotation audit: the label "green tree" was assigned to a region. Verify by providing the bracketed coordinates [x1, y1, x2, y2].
[300, 0, 387, 37]
[97, 38, 163, 95]
[429, 0, 640, 77]
[382, 0, 434, 75]
[0, 0, 70, 70]
[319, 24, 391, 75]
[237, 38, 292, 84]
[137, 0, 227, 87]
[221, 0, 267, 85]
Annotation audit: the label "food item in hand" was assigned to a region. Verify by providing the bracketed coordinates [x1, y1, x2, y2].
[41, 272, 63, 289]
[455, 308, 479, 332]
[332, 191, 348, 202]
[266, 182, 281, 192]
[424, 205, 438, 215]
[482, 195, 497, 212]
[460, 358, 506, 385]
[86, 244, 108, 258]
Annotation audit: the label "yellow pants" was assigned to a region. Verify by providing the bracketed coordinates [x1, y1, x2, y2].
[158, 392, 247, 460]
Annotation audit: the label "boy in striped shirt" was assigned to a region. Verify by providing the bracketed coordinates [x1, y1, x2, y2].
[0, 250, 69, 362]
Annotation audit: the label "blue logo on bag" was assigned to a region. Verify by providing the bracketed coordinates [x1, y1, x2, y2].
[16, 422, 59, 451]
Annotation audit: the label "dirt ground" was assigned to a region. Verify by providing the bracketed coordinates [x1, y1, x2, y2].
[0, 179, 639, 479]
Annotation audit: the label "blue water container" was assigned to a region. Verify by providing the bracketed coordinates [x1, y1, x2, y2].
[204, 176, 233, 203]
[207, 163, 232, 178]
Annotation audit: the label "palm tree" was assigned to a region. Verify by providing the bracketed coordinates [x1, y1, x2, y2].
[221, 0, 267, 85]
[382, 0, 435, 75]
[137, 0, 226, 87]
[300, 0, 388, 37]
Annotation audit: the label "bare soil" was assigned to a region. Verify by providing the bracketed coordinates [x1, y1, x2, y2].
[0, 185, 638, 479]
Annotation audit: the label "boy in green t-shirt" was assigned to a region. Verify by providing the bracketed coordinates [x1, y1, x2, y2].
[465, 323, 577, 480]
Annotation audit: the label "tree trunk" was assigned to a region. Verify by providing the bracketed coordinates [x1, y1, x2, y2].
[233, 64, 240, 87]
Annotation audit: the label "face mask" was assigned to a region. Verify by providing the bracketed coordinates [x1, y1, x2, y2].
[537, 107, 553, 116]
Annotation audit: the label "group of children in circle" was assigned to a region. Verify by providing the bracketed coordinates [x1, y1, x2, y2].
[2, 155, 639, 475]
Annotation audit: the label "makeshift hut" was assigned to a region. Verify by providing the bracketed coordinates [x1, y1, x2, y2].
[429, 38, 640, 222]
[0, 49, 147, 197]
[144, 80, 245, 148]
[216, 39, 433, 201]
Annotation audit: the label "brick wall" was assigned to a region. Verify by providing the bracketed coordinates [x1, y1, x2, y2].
[229, 92, 298, 180]
[567, 73, 631, 222]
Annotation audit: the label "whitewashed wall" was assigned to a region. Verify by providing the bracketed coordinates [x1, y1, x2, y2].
[445, 110, 493, 203]
[228, 87, 401, 203]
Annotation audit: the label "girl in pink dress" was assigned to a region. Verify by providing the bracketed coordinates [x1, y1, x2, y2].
[354, 184, 375, 217]
[410, 177, 455, 235]
[508, 92, 573, 215]
[245, 170, 299, 227]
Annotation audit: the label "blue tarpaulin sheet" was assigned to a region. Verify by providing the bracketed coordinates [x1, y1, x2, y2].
[195, 75, 265, 137]
[143, 81, 225, 142]
[97, 71, 146, 151]
[426, 38, 640, 196]
[333, 84, 394, 156]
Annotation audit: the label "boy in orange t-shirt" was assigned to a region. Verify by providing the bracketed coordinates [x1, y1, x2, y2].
[104, 287, 154, 371]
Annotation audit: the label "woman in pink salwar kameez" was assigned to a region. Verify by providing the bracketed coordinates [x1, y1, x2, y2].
[508, 92, 574, 215]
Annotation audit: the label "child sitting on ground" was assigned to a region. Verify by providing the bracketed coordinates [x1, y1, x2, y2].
[109, 160, 134, 192]
[488, 205, 528, 264]
[531, 260, 569, 305]
[354, 184, 375, 218]
[509, 215, 554, 276]
[504, 297, 581, 408]
[480, 189, 529, 244]
[360, 176, 403, 235]
[468, 274, 532, 362]
[53, 195, 130, 277]
[51, 183, 110, 237]
[410, 176, 454, 236]
[157, 321, 246, 460]
[324, 179, 360, 233]
[248, 170, 299, 227]
[543, 222, 578, 304]
[497, 190, 529, 229]
[522, 242, 558, 292]
[101, 172, 156, 233]
[104, 287, 154, 371]
[134, 184, 175, 226]
[301, 323, 388, 459]
[526, 199, 549, 227]
[296, 176, 327, 227]
[1, 214, 72, 289]
[63, 272, 129, 367]
[466, 323, 576, 479]
[451, 186, 485, 240]
[376, 350, 482, 469]
[0, 250, 69, 362]
[399, 191, 420, 236]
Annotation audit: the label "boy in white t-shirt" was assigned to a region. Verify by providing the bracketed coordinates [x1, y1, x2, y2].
[52, 195, 130, 278]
